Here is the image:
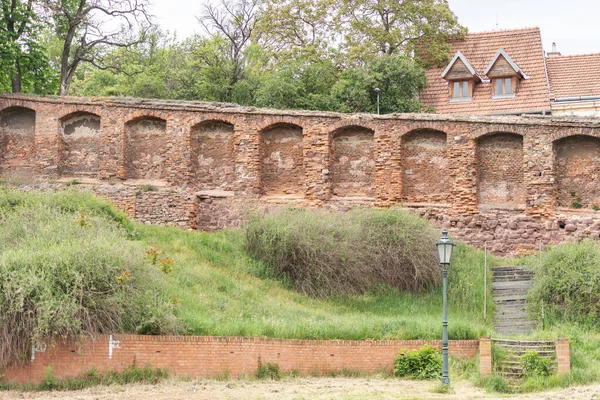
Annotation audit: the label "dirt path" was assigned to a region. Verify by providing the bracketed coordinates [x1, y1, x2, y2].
[2, 378, 600, 400]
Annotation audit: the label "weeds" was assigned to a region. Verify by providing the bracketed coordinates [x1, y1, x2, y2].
[6, 363, 169, 391]
[256, 361, 280, 380]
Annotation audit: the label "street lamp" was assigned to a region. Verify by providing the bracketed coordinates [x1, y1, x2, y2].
[436, 229, 455, 386]
[374, 87, 380, 115]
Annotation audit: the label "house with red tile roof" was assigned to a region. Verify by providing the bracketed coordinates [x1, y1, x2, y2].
[420, 27, 552, 116]
[546, 52, 600, 116]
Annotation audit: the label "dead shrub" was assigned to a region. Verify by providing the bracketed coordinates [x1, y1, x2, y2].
[245, 207, 440, 297]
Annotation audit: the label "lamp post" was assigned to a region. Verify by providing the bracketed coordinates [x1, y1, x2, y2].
[436, 229, 455, 386]
[374, 87, 380, 114]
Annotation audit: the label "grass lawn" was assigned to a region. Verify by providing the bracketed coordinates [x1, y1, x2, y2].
[138, 225, 494, 340]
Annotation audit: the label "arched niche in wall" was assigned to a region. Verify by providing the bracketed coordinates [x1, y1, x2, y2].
[190, 120, 235, 190]
[260, 123, 304, 196]
[125, 116, 168, 180]
[401, 129, 449, 203]
[59, 111, 101, 177]
[0, 106, 36, 178]
[476, 132, 524, 206]
[330, 125, 375, 198]
[554, 135, 600, 209]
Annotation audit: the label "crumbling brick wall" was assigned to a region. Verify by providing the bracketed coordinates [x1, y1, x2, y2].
[554, 135, 600, 208]
[401, 129, 449, 203]
[125, 117, 169, 180]
[260, 123, 304, 196]
[477, 133, 525, 205]
[191, 121, 235, 190]
[4, 94, 600, 254]
[330, 126, 375, 197]
[0, 106, 36, 178]
[60, 112, 101, 177]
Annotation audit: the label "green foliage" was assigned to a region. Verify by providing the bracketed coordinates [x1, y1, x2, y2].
[245, 207, 440, 297]
[528, 240, 600, 326]
[256, 361, 281, 380]
[0, 0, 58, 93]
[0, 189, 178, 369]
[393, 345, 442, 379]
[478, 374, 511, 393]
[521, 350, 552, 378]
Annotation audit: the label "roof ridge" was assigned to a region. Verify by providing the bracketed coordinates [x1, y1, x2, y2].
[547, 53, 600, 59]
[464, 27, 540, 36]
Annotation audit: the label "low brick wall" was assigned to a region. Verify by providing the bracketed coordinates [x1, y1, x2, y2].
[2, 335, 479, 384]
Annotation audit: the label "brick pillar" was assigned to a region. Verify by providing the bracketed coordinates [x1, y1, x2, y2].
[374, 123, 401, 206]
[166, 118, 190, 186]
[34, 108, 61, 177]
[449, 134, 478, 215]
[98, 109, 125, 180]
[235, 116, 260, 196]
[524, 128, 555, 218]
[556, 338, 570, 375]
[479, 337, 492, 377]
[303, 122, 331, 202]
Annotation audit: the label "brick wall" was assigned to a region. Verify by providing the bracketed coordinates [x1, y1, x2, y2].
[2, 335, 479, 384]
[4, 94, 600, 254]
[477, 133, 524, 206]
[330, 126, 375, 197]
[59, 112, 101, 177]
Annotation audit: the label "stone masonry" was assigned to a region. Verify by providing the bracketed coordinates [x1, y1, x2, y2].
[3, 93, 600, 254]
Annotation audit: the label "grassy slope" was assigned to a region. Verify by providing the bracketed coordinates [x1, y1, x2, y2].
[139, 225, 493, 340]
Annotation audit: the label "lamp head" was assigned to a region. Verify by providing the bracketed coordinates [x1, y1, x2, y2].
[436, 228, 455, 267]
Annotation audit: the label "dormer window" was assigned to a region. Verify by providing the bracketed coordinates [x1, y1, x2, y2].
[484, 49, 528, 99]
[441, 51, 481, 102]
[453, 81, 471, 99]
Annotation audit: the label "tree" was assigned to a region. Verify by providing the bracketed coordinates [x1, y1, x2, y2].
[197, 0, 258, 97]
[42, 0, 151, 95]
[0, 0, 56, 93]
[338, 0, 465, 65]
[255, 0, 336, 62]
[331, 54, 426, 113]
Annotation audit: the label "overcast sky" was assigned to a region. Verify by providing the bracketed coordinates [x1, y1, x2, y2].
[152, 0, 600, 56]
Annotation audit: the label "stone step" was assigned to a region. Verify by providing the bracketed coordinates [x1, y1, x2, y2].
[492, 281, 533, 290]
[493, 295, 528, 303]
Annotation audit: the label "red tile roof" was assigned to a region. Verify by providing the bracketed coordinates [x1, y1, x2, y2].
[420, 27, 551, 115]
[546, 53, 600, 100]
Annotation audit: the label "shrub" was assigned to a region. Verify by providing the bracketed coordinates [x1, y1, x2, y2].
[0, 190, 178, 369]
[245, 208, 439, 297]
[521, 350, 552, 378]
[528, 240, 600, 326]
[393, 345, 442, 379]
[257, 361, 281, 380]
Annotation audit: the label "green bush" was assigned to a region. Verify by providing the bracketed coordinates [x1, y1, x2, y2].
[0, 190, 178, 369]
[528, 240, 600, 326]
[245, 208, 440, 297]
[256, 361, 281, 380]
[393, 345, 442, 379]
[521, 350, 552, 378]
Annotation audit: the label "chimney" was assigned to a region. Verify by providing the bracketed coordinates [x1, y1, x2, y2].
[548, 42, 562, 58]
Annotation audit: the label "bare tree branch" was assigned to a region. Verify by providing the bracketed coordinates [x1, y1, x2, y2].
[42, 0, 152, 95]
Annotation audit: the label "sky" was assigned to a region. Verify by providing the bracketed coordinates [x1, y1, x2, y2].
[152, 0, 600, 56]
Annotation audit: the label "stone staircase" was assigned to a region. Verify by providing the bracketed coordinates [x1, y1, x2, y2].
[492, 339, 556, 380]
[492, 266, 536, 335]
